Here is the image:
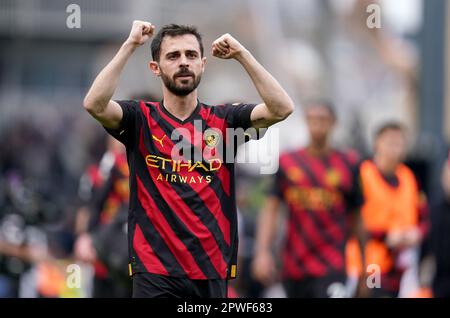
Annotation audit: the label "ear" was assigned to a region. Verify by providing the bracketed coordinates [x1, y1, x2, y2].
[149, 61, 160, 77]
[201, 56, 207, 72]
[373, 138, 380, 153]
[330, 117, 337, 127]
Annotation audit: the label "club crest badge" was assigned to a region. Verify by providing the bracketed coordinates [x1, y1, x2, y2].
[204, 129, 220, 148]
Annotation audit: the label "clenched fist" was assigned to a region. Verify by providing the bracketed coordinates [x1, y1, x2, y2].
[212, 33, 247, 59]
[251, 250, 277, 286]
[126, 20, 155, 47]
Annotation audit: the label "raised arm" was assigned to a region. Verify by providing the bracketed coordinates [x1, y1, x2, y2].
[83, 20, 155, 129]
[212, 34, 294, 129]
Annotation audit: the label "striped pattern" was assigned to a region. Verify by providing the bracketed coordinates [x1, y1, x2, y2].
[106, 100, 256, 280]
[275, 148, 360, 279]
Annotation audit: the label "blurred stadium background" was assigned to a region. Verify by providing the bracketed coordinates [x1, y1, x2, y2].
[0, 0, 449, 297]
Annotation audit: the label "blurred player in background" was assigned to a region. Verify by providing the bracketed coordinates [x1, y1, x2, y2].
[82, 21, 294, 297]
[252, 101, 365, 298]
[346, 122, 429, 298]
[74, 135, 131, 297]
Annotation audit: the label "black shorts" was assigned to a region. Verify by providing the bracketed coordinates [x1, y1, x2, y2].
[132, 272, 228, 298]
[283, 273, 347, 298]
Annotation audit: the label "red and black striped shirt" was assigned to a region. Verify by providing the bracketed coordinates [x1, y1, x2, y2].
[272, 148, 361, 280]
[104, 100, 258, 280]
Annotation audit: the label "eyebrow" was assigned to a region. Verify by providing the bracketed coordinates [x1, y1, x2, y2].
[165, 49, 199, 57]
[165, 51, 180, 57]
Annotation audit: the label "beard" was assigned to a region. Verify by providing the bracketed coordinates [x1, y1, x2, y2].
[160, 67, 202, 96]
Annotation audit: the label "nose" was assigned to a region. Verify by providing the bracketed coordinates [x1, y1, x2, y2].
[179, 54, 189, 68]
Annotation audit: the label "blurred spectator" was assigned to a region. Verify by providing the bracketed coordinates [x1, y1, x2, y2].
[74, 136, 131, 298]
[0, 121, 64, 297]
[346, 122, 429, 298]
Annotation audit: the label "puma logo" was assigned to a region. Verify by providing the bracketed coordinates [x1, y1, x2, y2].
[152, 134, 166, 147]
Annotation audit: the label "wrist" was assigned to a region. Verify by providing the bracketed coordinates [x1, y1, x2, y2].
[234, 48, 251, 63]
[122, 40, 140, 51]
[255, 247, 271, 256]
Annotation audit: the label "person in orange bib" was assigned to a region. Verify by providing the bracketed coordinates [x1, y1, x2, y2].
[346, 122, 429, 298]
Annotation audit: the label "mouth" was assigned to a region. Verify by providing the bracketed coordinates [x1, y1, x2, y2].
[175, 72, 194, 80]
[175, 75, 194, 81]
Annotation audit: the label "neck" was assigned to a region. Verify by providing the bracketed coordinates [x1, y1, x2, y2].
[162, 89, 198, 121]
[307, 141, 329, 156]
[374, 155, 398, 176]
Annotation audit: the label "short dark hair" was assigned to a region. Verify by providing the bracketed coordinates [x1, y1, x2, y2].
[151, 24, 204, 62]
[375, 121, 405, 139]
[304, 99, 336, 119]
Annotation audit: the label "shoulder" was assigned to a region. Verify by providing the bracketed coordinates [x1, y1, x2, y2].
[142, 100, 160, 107]
[115, 99, 140, 107]
[116, 100, 160, 110]
[398, 163, 414, 175]
[358, 159, 376, 176]
[113, 100, 141, 117]
[203, 102, 233, 117]
[333, 148, 361, 165]
[139, 100, 161, 112]
[276, 149, 308, 178]
[199, 102, 253, 123]
[206, 102, 255, 113]
[279, 148, 304, 164]
[398, 164, 419, 183]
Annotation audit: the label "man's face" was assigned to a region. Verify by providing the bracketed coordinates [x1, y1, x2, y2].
[305, 105, 335, 145]
[152, 34, 205, 96]
[374, 129, 407, 164]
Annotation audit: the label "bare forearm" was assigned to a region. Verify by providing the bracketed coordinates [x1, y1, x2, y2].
[83, 21, 154, 129]
[255, 207, 278, 254]
[236, 50, 294, 118]
[0, 241, 33, 262]
[83, 42, 137, 113]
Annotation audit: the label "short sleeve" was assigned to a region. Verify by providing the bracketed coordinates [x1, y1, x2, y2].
[223, 103, 267, 142]
[103, 100, 138, 146]
[224, 103, 257, 130]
